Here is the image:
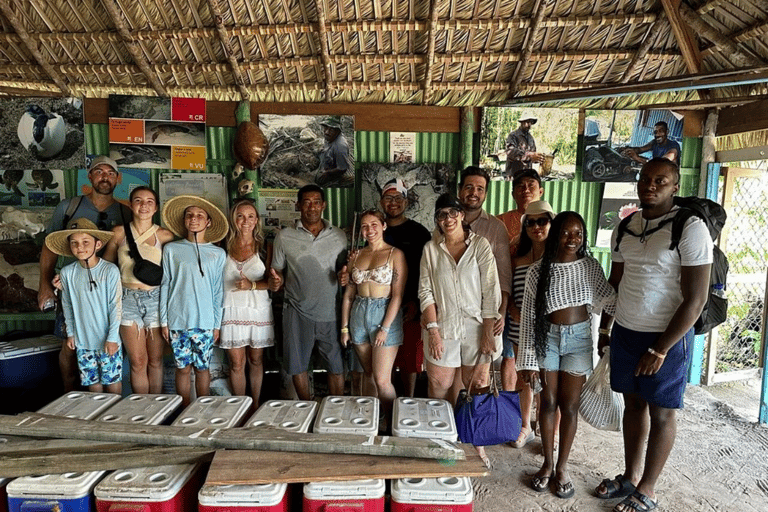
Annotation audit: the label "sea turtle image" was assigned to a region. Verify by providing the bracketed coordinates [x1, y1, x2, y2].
[17, 105, 67, 159]
[149, 123, 192, 143]
[27, 169, 59, 191]
[115, 146, 167, 166]
[0, 170, 24, 196]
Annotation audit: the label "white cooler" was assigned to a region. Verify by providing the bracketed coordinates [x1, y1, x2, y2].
[244, 400, 317, 433]
[38, 391, 121, 420]
[313, 396, 379, 436]
[172, 396, 252, 428]
[95, 394, 182, 425]
[392, 398, 457, 441]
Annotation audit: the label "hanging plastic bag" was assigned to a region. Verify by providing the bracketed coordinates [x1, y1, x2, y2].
[579, 347, 624, 431]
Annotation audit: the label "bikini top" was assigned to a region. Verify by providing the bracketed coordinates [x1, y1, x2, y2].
[351, 247, 395, 286]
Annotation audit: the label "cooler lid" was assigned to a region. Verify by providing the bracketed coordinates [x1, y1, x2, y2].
[198, 482, 288, 506]
[391, 477, 473, 505]
[303, 479, 385, 500]
[96, 394, 182, 425]
[245, 400, 317, 433]
[172, 396, 253, 428]
[7, 471, 107, 498]
[38, 391, 121, 420]
[313, 396, 379, 435]
[0, 335, 61, 360]
[392, 398, 457, 442]
[94, 464, 198, 502]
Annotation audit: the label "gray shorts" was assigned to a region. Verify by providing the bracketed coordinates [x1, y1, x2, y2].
[282, 303, 344, 376]
[121, 287, 160, 329]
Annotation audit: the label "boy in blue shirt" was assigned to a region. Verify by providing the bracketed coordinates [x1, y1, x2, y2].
[160, 196, 228, 406]
[45, 218, 122, 394]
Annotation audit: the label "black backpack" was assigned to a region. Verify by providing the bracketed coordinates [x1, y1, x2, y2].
[614, 196, 728, 335]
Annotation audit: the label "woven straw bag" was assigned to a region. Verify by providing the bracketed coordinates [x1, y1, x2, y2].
[579, 347, 624, 431]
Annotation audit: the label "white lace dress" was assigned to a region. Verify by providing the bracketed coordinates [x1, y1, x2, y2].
[220, 255, 275, 349]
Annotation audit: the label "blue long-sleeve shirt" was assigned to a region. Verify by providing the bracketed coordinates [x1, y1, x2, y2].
[160, 239, 226, 331]
[60, 258, 122, 350]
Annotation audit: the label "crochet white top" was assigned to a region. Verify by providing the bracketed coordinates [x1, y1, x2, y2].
[516, 256, 616, 371]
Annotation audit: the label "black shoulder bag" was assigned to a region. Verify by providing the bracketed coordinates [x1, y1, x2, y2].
[121, 210, 163, 286]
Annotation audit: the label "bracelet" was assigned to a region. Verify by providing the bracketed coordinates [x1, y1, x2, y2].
[599, 328, 611, 336]
[379, 325, 390, 333]
[340, 327, 349, 334]
[647, 347, 666, 360]
[251, 280, 257, 290]
[426, 322, 439, 330]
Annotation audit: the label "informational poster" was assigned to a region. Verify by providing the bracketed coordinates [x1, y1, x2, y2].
[158, 173, 229, 219]
[77, 165, 150, 203]
[390, 132, 415, 163]
[258, 188, 300, 233]
[108, 95, 206, 170]
[0, 170, 65, 208]
[596, 182, 639, 247]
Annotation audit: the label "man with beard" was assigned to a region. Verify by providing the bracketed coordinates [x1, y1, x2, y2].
[38, 156, 132, 391]
[505, 112, 545, 178]
[316, 116, 354, 186]
[595, 158, 711, 511]
[622, 121, 681, 165]
[379, 178, 431, 396]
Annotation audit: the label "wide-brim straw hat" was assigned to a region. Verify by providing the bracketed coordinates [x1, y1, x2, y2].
[162, 195, 228, 243]
[45, 217, 114, 257]
[518, 111, 538, 124]
[521, 200, 556, 225]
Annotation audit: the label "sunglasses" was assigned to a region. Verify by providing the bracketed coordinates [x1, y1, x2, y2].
[97, 211, 108, 230]
[435, 208, 461, 222]
[524, 217, 551, 228]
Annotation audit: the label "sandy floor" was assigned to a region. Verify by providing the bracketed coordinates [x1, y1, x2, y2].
[471, 385, 768, 511]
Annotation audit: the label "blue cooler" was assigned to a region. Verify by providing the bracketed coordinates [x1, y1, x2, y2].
[0, 335, 61, 388]
[7, 471, 106, 512]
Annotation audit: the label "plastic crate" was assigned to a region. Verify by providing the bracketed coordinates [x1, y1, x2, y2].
[303, 480, 385, 512]
[198, 483, 289, 512]
[392, 398, 457, 441]
[38, 392, 121, 420]
[172, 396, 252, 429]
[94, 464, 203, 512]
[244, 400, 317, 433]
[7, 471, 107, 512]
[95, 394, 182, 425]
[313, 396, 379, 436]
[390, 477, 473, 512]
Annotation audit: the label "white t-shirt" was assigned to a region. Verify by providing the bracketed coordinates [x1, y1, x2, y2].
[611, 207, 713, 332]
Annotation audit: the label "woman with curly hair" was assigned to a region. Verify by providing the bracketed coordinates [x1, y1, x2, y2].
[517, 211, 615, 499]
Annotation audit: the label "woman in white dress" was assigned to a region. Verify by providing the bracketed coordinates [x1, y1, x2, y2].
[220, 199, 275, 404]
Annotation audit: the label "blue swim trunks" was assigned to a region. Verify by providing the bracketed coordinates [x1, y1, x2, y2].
[170, 328, 214, 370]
[76, 347, 123, 386]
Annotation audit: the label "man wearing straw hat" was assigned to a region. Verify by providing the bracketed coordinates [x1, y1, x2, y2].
[45, 218, 122, 394]
[505, 112, 545, 178]
[270, 184, 348, 400]
[316, 116, 353, 186]
[160, 195, 228, 406]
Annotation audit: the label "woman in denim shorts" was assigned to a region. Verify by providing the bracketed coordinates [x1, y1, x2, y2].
[104, 187, 174, 394]
[340, 210, 406, 424]
[517, 212, 616, 499]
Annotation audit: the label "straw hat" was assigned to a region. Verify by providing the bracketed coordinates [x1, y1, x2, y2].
[161, 195, 228, 243]
[45, 218, 114, 257]
[518, 111, 538, 124]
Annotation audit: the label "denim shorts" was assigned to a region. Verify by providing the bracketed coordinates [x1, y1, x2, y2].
[121, 287, 160, 329]
[538, 319, 593, 376]
[170, 328, 214, 370]
[349, 296, 403, 347]
[76, 347, 123, 386]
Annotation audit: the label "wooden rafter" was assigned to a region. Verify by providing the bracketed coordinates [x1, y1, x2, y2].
[313, 0, 334, 102]
[697, 0, 730, 15]
[509, 0, 550, 94]
[619, 17, 668, 84]
[101, 0, 167, 96]
[661, 0, 702, 73]
[0, 0, 71, 96]
[206, 0, 250, 101]
[421, 0, 438, 105]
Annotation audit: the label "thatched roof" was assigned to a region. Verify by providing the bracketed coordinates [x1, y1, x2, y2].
[0, 0, 766, 109]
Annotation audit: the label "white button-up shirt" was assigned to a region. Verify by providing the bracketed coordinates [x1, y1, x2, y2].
[418, 231, 501, 341]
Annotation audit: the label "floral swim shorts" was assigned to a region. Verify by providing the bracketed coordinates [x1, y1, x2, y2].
[170, 328, 214, 370]
[76, 347, 123, 386]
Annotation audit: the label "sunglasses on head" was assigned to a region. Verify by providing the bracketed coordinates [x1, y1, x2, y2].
[524, 217, 550, 228]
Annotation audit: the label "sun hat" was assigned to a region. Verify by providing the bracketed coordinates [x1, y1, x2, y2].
[521, 200, 555, 226]
[319, 115, 342, 130]
[88, 155, 119, 173]
[45, 218, 114, 257]
[161, 195, 229, 243]
[517, 111, 538, 124]
[381, 178, 408, 197]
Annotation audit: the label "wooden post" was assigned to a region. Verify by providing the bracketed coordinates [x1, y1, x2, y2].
[460, 107, 475, 170]
[698, 109, 718, 197]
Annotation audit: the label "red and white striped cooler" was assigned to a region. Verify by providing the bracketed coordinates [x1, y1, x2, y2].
[172, 396, 252, 429]
[198, 483, 289, 512]
[390, 477, 473, 512]
[244, 400, 317, 433]
[95, 394, 182, 425]
[303, 480, 385, 512]
[38, 392, 121, 420]
[94, 464, 203, 512]
[7, 471, 107, 512]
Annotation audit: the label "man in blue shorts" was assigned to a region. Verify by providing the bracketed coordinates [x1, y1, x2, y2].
[596, 158, 712, 511]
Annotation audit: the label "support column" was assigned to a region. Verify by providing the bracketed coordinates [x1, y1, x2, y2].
[460, 107, 475, 171]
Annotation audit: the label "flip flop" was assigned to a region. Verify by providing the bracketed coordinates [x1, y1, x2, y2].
[555, 479, 575, 499]
[530, 472, 553, 493]
[613, 491, 658, 512]
[596, 474, 636, 499]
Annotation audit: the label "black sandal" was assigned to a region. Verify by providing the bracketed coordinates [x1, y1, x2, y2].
[613, 491, 658, 512]
[530, 472, 553, 493]
[596, 474, 636, 499]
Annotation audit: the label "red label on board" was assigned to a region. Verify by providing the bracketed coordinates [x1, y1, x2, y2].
[172, 97, 206, 123]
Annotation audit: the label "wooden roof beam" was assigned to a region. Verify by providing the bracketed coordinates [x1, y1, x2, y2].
[100, 0, 167, 96]
[313, 0, 334, 102]
[421, 0, 438, 105]
[509, 0, 550, 95]
[0, 0, 71, 96]
[206, 0, 250, 101]
[661, 0, 702, 74]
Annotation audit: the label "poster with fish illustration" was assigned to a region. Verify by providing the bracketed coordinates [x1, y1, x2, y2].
[108, 95, 206, 170]
[0, 97, 85, 170]
[0, 169, 65, 207]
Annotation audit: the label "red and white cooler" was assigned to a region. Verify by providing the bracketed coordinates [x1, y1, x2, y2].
[94, 464, 204, 512]
[7, 471, 107, 512]
[303, 480, 385, 512]
[172, 396, 252, 429]
[38, 391, 121, 420]
[244, 400, 317, 433]
[198, 483, 289, 512]
[390, 477, 473, 512]
[313, 396, 379, 436]
[95, 394, 182, 425]
[391, 398, 457, 442]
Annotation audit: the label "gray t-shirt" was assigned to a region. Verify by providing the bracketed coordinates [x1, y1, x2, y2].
[272, 220, 347, 322]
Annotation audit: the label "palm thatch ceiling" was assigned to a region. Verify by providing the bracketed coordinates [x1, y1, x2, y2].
[0, 0, 766, 109]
